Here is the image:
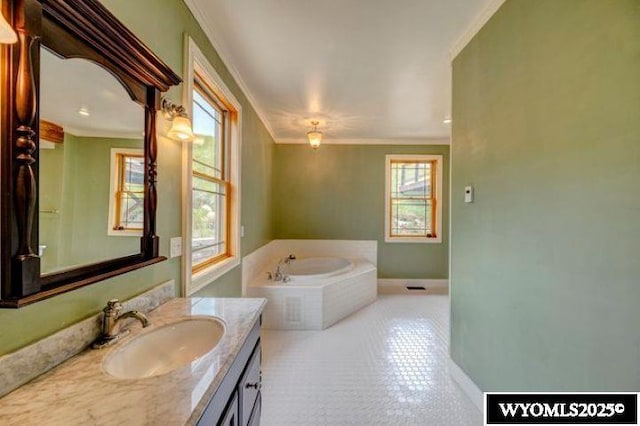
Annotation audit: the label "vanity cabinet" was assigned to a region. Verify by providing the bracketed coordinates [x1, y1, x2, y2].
[239, 345, 261, 425]
[197, 319, 262, 426]
[218, 392, 239, 426]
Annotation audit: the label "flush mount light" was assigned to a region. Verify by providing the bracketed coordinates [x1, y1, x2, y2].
[0, 11, 17, 44]
[78, 107, 91, 117]
[443, 117, 452, 124]
[307, 120, 322, 149]
[162, 98, 195, 142]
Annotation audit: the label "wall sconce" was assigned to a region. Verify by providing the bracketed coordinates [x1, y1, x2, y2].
[0, 10, 17, 44]
[161, 98, 195, 142]
[307, 120, 322, 149]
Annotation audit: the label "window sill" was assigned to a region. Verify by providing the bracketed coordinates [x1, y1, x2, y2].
[189, 255, 240, 295]
[385, 236, 442, 244]
[107, 230, 143, 237]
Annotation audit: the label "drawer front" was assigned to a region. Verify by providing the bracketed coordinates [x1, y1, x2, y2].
[239, 344, 261, 426]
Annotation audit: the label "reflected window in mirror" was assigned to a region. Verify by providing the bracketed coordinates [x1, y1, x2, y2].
[109, 149, 144, 235]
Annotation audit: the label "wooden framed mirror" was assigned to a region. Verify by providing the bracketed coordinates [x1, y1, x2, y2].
[0, 0, 181, 307]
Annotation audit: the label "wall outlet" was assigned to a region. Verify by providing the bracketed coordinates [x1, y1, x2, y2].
[464, 186, 474, 203]
[170, 237, 182, 258]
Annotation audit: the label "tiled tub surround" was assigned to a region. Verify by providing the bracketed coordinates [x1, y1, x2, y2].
[241, 239, 377, 293]
[0, 280, 175, 397]
[0, 297, 266, 425]
[247, 259, 377, 330]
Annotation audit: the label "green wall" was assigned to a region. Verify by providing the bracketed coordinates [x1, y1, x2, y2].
[0, 0, 275, 355]
[451, 0, 640, 390]
[39, 142, 65, 273]
[273, 144, 449, 279]
[40, 135, 142, 273]
[61, 135, 142, 271]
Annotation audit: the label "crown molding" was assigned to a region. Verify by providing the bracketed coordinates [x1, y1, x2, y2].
[182, 0, 277, 142]
[275, 138, 450, 146]
[450, 0, 507, 61]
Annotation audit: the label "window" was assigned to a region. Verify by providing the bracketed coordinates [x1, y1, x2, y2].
[108, 148, 144, 236]
[385, 154, 443, 243]
[182, 37, 242, 296]
[190, 81, 230, 271]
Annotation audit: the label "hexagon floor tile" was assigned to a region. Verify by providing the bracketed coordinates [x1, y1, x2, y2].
[261, 294, 481, 425]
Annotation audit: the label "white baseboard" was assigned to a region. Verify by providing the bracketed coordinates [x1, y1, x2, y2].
[378, 278, 448, 294]
[448, 358, 483, 411]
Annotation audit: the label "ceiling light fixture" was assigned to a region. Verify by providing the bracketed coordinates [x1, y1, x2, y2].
[307, 120, 322, 149]
[78, 107, 91, 117]
[443, 117, 452, 124]
[162, 98, 195, 142]
[0, 11, 17, 44]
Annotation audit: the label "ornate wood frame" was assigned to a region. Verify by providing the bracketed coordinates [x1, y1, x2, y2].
[0, 0, 181, 308]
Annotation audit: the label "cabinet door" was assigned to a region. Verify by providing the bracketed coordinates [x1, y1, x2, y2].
[248, 392, 261, 426]
[218, 391, 239, 426]
[239, 344, 261, 426]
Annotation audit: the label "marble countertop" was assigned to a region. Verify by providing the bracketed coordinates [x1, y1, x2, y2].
[0, 297, 266, 425]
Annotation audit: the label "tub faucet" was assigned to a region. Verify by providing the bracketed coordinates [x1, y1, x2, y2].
[284, 254, 296, 264]
[274, 264, 284, 281]
[93, 299, 149, 349]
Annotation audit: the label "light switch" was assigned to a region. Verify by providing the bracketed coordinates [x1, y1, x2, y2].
[241, 225, 245, 238]
[170, 237, 182, 258]
[464, 186, 474, 203]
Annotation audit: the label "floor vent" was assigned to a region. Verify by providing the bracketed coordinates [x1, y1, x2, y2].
[406, 286, 427, 291]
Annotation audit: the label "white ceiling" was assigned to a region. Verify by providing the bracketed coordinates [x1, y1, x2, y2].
[185, 0, 498, 144]
[40, 47, 144, 139]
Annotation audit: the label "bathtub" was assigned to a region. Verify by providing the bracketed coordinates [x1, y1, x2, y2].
[246, 257, 377, 330]
[285, 257, 354, 280]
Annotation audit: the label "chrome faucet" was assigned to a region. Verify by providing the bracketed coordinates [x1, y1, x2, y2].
[93, 299, 149, 348]
[265, 254, 296, 282]
[274, 263, 284, 281]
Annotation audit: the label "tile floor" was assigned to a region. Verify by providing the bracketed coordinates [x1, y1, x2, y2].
[261, 294, 481, 426]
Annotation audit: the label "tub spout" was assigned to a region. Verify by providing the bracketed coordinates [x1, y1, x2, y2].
[274, 264, 284, 281]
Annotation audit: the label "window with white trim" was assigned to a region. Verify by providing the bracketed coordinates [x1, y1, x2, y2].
[182, 38, 242, 296]
[385, 154, 443, 243]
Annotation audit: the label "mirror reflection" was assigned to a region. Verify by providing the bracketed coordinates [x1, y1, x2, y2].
[39, 47, 145, 275]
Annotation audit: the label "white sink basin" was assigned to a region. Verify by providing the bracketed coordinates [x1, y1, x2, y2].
[102, 316, 226, 379]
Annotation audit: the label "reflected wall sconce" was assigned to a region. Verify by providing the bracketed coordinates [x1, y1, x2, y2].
[161, 98, 195, 142]
[0, 11, 17, 44]
[307, 120, 322, 149]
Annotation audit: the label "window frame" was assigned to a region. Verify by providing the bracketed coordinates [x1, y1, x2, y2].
[384, 154, 443, 244]
[107, 148, 144, 237]
[181, 37, 242, 295]
[190, 82, 232, 273]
